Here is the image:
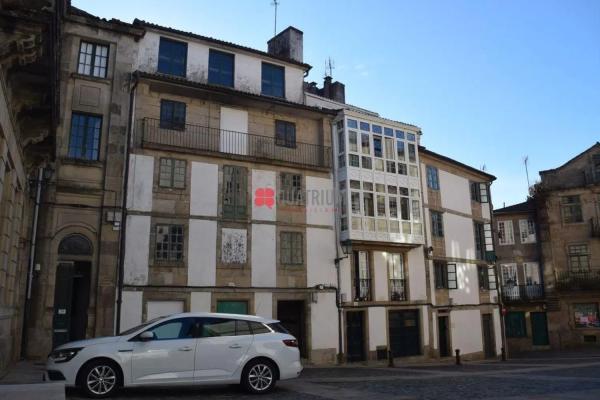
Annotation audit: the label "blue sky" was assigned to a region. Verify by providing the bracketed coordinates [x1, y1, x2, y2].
[75, 0, 599, 208]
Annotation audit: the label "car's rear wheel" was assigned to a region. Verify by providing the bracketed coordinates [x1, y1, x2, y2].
[79, 359, 120, 398]
[242, 359, 277, 394]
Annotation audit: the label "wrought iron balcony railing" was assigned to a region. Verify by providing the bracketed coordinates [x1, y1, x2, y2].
[555, 269, 600, 291]
[501, 283, 544, 303]
[355, 279, 372, 302]
[138, 118, 331, 169]
[389, 278, 407, 301]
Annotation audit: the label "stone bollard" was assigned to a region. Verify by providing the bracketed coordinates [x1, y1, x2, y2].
[455, 349, 461, 365]
[388, 349, 394, 367]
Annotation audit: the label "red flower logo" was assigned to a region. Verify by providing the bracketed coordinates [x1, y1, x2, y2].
[254, 187, 275, 209]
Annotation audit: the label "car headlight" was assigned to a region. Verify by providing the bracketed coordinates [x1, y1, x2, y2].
[49, 347, 83, 363]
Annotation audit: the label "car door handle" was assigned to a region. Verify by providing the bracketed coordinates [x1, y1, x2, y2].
[229, 344, 242, 349]
[178, 346, 193, 351]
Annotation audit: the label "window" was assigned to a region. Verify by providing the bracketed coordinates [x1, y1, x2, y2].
[408, 143, 416, 162]
[372, 124, 382, 134]
[561, 195, 583, 223]
[349, 154, 360, 167]
[384, 127, 394, 137]
[275, 120, 296, 148]
[397, 141, 405, 160]
[145, 318, 195, 340]
[208, 49, 234, 87]
[519, 219, 536, 244]
[407, 132, 416, 141]
[505, 312, 527, 337]
[363, 182, 373, 191]
[431, 211, 444, 237]
[397, 163, 407, 175]
[497, 220, 514, 245]
[155, 224, 184, 262]
[470, 182, 489, 203]
[160, 100, 186, 130]
[199, 318, 236, 337]
[347, 119, 358, 129]
[389, 197, 398, 218]
[386, 161, 396, 173]
[159, 158, 186, 188]
[400, 197, 410, 221]
[376, 195, 386, 216]
[68, 113, 102, 160]
[280, 232, 303, 265]
[361, 133, 370, 155]
[77, 41, 108, 78]
[434, 261, 448, 289]
[474, 222, 485, 260]
[568, 244, 590, 272]
[280, 173, 303, 204]
[363, 193, 374, 217]
[395, 130, 405, 139]
[158, 37, 187, 77]
[361, 156, 372, 169]
[261, 62, 284, 98]
[388, 253, 406, 301]
[373, 136, 382, 157]
[250, 321, 271, 334]
[447, 263, 457, 289]
[478, 265, 490, 290]
[409, 165, 419, 177]
[222, 166, 247, 218]
[348, 131, 358, 152]
[426, 166, 439, 190]
[574, 303, 600, 328]
[351, 192, 361, 214]
[411, 200, 421, 222]
[353, 251, 371, 301]
[359, 121, 370, 131]
[338, 130, 345, 154]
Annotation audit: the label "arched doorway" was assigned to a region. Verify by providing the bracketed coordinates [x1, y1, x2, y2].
[52, 234, 93, 348]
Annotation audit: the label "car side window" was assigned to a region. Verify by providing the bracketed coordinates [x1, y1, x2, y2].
[249, 321, 271, 334]
[199, 318, 236, 337]
[236, 320, 252, 336]
[146, 318, 196, 340]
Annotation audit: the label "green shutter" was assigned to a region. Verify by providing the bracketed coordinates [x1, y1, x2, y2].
[217, 300, 248, 315]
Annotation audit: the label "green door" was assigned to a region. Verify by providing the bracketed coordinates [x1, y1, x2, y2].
[531, 312, 549, 346]
[217, 300, 248, 315]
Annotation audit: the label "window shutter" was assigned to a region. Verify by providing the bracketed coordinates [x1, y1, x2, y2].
[479, 183, 489, 203]
[447, 263, 457, 289]
[222, 166, 234, 218]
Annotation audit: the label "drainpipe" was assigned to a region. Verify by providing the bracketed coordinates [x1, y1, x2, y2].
[115, 72, 138, 334]
[21, 166, 45, 357]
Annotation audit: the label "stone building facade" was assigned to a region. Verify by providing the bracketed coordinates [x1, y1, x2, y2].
[118, 22, 340, 364]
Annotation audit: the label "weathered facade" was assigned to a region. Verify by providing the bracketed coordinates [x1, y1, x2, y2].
[23, 6, 143, 359]
[0, 0, 60, 373]
[535, 143, 600, 349]
[419, 147, 502, 360]
[118, 22, 340, 364]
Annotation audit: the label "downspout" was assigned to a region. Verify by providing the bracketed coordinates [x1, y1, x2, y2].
[114, 72, 138, 334]
[21, 166, 44, 357]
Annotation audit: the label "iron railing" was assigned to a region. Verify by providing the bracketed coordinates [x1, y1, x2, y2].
[389, 279, 407, 301]
[138, 118, 331, 169]
[555, 269, 600, 291]
[501, 284, 544, 302]
[355, 279, 372, 302]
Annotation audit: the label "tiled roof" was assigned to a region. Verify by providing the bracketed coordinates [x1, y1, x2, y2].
[132, 19, 312, 71]
[493, 200, 535, 214]
[134, 71, 338, 115]
[418, 146, 497, 181]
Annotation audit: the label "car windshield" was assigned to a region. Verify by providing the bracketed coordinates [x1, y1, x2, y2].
[119, 317, 164, 336]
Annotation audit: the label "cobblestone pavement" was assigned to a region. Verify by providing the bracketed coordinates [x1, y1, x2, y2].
[64, 350, 600, 400]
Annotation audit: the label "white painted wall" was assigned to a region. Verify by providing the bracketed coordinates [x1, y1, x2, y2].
[368, 307, 387, 351]
[123, 215, 151, 285]
[444, 213, 476, 260]
[190, 292, 211, 312]
[306, 227, 336, 286]
[254, 292, 273, 319]
[135, 31, 305, 103]
[439, 170, 471, 215]
[310, 292, 338, 351]
[407, 248, 428, 301]
[339, 258, 352, 303]
[251, 169, 276, 221]
[120, 291, 142, 331]
[421, 306, 430, 348]
[190, 162, 218, 217]
[493, 309, 502, 355]
[481, 202, 491, 220]
[126, 154, 154, 212]
[449, 263, 480, 305]
[251, 224, 276, 287]
[305, 176, 335, 227]
[146, 300, 184, 321]
[451, 309, 483, 355]
[188, 219, 217, 286]
[372, 251, 389, 302]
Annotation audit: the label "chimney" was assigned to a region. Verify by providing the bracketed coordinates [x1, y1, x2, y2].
[323, 76, 332, 99]
[267, 26, 303, 63]
[330, 81, 345, 103]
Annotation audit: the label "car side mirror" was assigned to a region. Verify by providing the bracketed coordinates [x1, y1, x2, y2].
[139, 331, 154, 342]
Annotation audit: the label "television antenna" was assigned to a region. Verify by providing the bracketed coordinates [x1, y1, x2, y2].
[325, 57, 335, 78]
[523, 155, 531, 189]
[271, 0, 279, 36]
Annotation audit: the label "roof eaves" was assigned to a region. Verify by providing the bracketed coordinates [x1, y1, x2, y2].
[419, 146, 497, 181]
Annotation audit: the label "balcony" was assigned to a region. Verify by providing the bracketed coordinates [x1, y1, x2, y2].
[501, 284, 544, 303]
[556, 269, 600, 291]
[591, 218, 600, 238]
[389, 279, 407, 301]
[138, 118, 331, 169]
[355, 278, 372, 302]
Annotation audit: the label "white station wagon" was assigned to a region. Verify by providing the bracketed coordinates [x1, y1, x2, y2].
[45, 312, 302, 398]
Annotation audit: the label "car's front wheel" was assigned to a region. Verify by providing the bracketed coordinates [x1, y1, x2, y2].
[79, 359, 120, 398]
[241, 359, 277, 394]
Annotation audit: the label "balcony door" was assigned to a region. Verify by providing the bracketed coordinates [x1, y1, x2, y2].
[220, 107, 247, 156]
[501, 263, 519, 299]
